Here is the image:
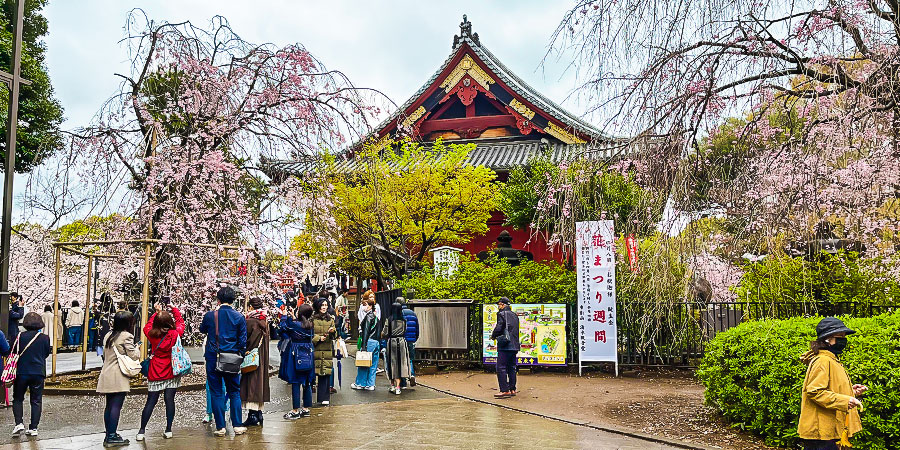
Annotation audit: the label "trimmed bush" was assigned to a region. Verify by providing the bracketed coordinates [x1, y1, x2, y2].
[697, 312, 900, 449]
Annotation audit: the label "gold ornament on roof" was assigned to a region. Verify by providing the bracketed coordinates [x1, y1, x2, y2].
[400, 106, 426, 129]
[441, 54, 494, 92]
[545, 122, 586, 144]
[509, 98, 535, 120]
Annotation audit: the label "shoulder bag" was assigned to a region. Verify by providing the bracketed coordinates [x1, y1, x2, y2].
[140, 335, 164, 377]
[111, 336, 142, 378]
[241, 340, 261, 373]
[294, 327, 314, 372]
[1, 333, 41, 384]
[214, 310, 244, 374]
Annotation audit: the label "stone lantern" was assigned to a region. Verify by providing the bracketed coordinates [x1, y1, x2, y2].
[476, 230, 534, 266]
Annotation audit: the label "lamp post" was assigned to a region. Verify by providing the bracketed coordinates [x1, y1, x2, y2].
[0, 0, 31, 336]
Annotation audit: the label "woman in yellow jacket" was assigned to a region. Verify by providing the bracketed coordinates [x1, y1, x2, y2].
[799, 317, 866, 450]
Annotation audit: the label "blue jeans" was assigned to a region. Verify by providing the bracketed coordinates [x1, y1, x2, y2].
[354, 339, 380, 387]
[67, 326, 82, 346]
[291, 383, 312, 409]
[205, 380, 230, 415]
[206, 363, 242, 430]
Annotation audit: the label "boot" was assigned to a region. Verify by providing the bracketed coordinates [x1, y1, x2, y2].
[242, 410, 260, 427]
[256, 410, 264, 426]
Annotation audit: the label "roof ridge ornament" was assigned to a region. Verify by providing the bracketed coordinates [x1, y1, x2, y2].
[453, 14, 480, 49]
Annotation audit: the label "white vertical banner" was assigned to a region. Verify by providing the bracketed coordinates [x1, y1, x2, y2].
[576, 220, 618, 376]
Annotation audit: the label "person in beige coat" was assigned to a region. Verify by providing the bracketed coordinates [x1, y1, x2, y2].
[96, 311, 140, 448]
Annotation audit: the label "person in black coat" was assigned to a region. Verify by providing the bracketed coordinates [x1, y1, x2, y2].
[8, 292, 24, 341]
[10, 312, 52, 437]
[490, 297, 520, 399]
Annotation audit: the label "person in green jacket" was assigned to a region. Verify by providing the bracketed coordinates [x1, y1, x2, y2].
[312, 297, 336, 405]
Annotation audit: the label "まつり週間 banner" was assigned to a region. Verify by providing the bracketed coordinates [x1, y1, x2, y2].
[576, 220, 618, 374]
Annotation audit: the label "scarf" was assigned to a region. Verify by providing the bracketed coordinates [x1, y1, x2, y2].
[246, 309, 267, 321]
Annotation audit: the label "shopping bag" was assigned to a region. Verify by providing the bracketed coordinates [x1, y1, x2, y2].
[355, 350, 373, 367]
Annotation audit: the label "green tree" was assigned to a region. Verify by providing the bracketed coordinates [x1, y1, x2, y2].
[299, 138, 498, 282]
[0, 0, 64, 172]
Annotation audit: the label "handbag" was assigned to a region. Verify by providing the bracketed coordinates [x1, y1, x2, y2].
[214, 310, 244, 374]
[355, 350, 373, 367]
[112, 340, 142, 377]
[171, 336, 192, 376]
[241, 341, 261, 373]
[1, 333, 41, 384]
[140, 336, 164, 377]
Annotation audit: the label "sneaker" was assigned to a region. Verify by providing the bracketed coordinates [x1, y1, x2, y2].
[212, 428, 227, 437]
[298, 409, 311, 417]
[103, 434, 130, 447]
[350, 383, 363, 390]
[395, 388, 401, 395]
[11, 424, 24, 437]
[135, 433, 145, 441]
[365, 385, 375, 391]
[163, 431, 173, 439]
[376, 368, 385, 374]
[233, 426, 247, 435]
[202, 413, 212, 424]
[283, 411, 302, 420]
[25, 429, 38, 436]
[321, 400, 330, 405]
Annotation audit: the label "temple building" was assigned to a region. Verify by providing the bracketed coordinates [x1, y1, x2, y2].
[268, 16, 630, 262]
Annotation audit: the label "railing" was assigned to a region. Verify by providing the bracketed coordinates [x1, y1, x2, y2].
[615, 301, 899, 367]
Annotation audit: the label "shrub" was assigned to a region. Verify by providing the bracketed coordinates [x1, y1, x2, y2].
[698, 312, 900, 449]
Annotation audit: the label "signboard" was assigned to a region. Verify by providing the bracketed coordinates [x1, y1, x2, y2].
[576, 220, 618, 375]
[482, 303, 567, 366]
[625, 234, 639, 272]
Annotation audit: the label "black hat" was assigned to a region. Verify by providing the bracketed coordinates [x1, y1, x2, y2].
[816, 317, 855, 340]
[497, 297, 511, 305]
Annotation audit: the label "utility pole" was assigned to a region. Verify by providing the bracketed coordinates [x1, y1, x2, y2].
[0, 0, 31, 337]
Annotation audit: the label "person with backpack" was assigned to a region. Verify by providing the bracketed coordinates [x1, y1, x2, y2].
[199, 287, 247, 436]
[96, 310, 140, 447]
[490, 297, 520, 399]
[8, 313, 51, 437]
[278, 303, 315, 419]
[136, 301, 185, 441]
[399, 297, 419, 388]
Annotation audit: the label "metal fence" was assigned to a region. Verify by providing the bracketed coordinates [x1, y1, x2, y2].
[404, 298, 898, 368]
[616, 301, 899, 367]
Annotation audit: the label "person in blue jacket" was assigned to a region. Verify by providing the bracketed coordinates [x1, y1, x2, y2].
[278, 303, 314, 420]
[199, 287, 247, 437]
[398, 297, 419, 388]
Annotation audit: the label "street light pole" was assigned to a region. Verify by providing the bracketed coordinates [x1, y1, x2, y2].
[0, 0, 29, 335]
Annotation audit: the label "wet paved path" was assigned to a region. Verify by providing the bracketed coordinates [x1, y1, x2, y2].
[0, 345, 682, 449]
[0, 396, 678, 449]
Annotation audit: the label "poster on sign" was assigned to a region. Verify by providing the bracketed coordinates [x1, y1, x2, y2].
[576, 220, 618, 376]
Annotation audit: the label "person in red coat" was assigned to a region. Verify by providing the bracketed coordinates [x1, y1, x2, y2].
[136, 300, 185, 441]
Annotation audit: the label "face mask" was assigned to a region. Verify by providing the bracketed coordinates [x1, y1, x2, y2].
[828, 337, 848, 355]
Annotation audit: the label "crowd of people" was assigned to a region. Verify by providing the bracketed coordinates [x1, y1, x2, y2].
[0, 285, 418, 447]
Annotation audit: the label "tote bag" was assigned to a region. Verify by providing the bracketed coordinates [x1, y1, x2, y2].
[171, 336, 192, 376]
[1, 333, 41, 384]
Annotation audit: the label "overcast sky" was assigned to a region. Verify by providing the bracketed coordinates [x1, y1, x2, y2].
[43, 1, 586, 131]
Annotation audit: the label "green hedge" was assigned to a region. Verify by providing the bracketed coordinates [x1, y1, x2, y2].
[697, 312, 900, 449]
